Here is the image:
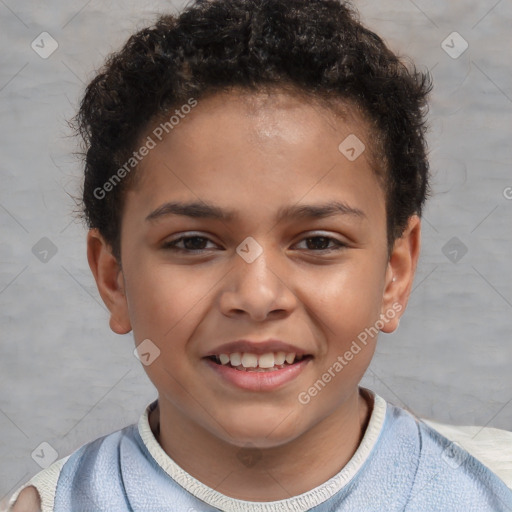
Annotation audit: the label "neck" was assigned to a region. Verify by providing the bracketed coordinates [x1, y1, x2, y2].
[150, 388, 372, 502]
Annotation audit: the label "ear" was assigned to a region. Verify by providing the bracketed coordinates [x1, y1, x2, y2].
[380, 215, 421, 333]
[87, 228, 132, 335]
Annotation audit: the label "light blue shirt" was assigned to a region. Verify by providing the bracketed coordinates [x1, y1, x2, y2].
[15, 393, 512, 511]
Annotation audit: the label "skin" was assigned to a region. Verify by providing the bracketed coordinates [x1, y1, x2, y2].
[13, 89, 420, 508]
[10, 486, 41, 512]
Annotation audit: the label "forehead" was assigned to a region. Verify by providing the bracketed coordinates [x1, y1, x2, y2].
[125, 89, 385, 226]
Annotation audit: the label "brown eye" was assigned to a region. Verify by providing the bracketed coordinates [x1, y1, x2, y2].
[162, 235, 219, 252]
[295, 235, 346, 251]
[305, 237, 331, 250]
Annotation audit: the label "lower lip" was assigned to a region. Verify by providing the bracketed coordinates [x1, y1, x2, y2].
[204, 357, 312, 392]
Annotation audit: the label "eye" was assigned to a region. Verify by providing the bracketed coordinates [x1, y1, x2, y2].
[162, 234, 220, 252]
[294, 235, 347, 252]
[162, 233, 346, 254]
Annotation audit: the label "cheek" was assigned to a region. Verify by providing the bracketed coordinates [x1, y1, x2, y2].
[296, 266, 382, 411]
[124, 260, 215, 407]
[296, 259, 385, 396]
[301, 260, 385, 337]
[124, 257, 215, 344]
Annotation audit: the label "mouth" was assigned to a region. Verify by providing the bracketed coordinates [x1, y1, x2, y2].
[205, 351, 313, 372]
[203, 349, 313, 392]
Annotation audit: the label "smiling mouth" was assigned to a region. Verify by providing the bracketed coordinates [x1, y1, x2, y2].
[206, 352, 313, 372]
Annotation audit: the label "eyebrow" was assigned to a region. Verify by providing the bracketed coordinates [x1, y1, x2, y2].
[145, 200, 366, 223]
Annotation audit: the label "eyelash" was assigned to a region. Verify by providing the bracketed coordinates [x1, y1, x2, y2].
[161, 234, 347, 253]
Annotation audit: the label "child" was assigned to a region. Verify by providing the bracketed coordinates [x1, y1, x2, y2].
[9, 0, 512, 510]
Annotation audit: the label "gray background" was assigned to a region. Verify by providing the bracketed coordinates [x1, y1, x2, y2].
[0, 0, 511, 503]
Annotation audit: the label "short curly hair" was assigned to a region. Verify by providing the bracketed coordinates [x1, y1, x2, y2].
[76, 0, 432, 263]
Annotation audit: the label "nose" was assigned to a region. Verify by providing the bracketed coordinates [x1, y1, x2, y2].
[218, 247, 297, 322]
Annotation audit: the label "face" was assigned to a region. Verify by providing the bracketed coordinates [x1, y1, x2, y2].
[88, 89, 419, 448]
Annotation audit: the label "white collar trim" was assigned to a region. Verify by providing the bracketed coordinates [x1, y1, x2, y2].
[138, 389, 387, 512]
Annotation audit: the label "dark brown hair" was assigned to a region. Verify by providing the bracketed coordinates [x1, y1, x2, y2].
[76, 0, 432, 262]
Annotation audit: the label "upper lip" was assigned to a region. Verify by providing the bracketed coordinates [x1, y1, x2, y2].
[204, 339, 311, 357]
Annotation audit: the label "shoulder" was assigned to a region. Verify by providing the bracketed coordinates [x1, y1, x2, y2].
[422, 418, 512, 489]
[7, 455, 69, 512]
[9, 486, 41, 512]
[391, 407, 512, 511]
[7, 424, 139, 512]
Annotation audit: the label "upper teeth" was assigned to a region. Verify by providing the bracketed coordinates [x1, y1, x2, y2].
[217, 352, 302, 368]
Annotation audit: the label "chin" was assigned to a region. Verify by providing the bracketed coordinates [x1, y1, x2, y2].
[216, 409, 307, 449]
